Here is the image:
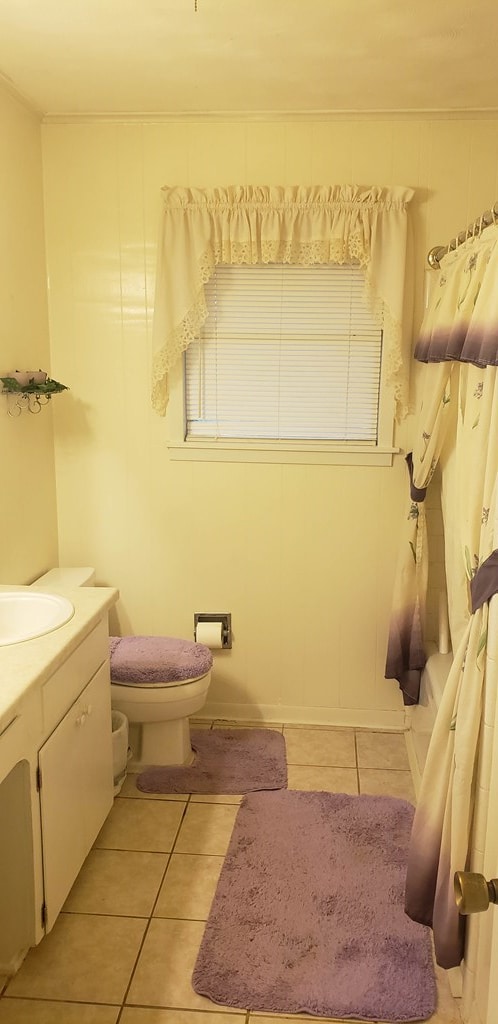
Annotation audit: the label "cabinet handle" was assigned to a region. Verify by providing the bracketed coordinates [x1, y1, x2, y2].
[75, 713, 87, 726]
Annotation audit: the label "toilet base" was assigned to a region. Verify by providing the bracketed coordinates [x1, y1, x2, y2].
[128, 717, 196, 768]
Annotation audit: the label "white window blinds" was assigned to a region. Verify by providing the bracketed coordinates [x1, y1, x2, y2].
[185, 264, 383, 443]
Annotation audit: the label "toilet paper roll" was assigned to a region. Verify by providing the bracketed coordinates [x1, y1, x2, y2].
[195, 620, 224, 649]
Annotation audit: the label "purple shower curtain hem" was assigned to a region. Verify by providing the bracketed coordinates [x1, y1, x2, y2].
[471, 548, 498, 611]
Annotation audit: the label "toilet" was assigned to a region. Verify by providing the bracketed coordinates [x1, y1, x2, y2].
[109, 635, 212, 768]
[32, 567, 213, 768]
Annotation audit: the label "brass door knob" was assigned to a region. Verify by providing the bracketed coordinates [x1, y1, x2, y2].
[454, 871, 498, 914]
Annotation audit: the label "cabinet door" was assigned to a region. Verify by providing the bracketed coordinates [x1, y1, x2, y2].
[39, 662, 114, 931]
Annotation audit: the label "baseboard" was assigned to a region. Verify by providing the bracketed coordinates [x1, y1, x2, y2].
[202, 701, 405, 730]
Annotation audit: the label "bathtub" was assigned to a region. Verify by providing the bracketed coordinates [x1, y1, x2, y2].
[410, 641, 453, 781]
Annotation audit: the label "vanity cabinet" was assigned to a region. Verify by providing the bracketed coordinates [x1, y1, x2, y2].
[0, 595, 117, 974]
[39, 661, 113, 931]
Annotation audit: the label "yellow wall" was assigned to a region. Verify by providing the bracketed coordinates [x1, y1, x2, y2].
[0, 84, 58, 584]
[41, 118, 498, 725]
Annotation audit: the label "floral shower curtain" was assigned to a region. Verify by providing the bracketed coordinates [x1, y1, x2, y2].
[386, 221, 498, 967]
[150, 184, 413, 416]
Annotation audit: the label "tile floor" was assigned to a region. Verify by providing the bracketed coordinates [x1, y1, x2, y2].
[0, 723, 461, 1024]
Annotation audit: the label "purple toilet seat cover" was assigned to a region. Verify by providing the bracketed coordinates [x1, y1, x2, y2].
[109, 635, 213, 686]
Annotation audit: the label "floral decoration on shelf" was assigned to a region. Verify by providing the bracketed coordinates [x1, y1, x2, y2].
[1, 371, 69, 395]
[1, 370, 69, 416]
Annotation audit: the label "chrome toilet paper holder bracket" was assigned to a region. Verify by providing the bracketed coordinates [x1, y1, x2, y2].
[194, 612, 232, 649]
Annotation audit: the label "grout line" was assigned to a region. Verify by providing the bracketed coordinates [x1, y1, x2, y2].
[90, 845, 229, 857]
[117, 793, 191, 802]
[1, 994, 122, 1006]
[169, 800, 191, 855]
[118, 910, 153, 1009]
[107, 794, 192, 1010]
[116, 1007, 249, 1015]
[148, 827, 186, 923]
[61, 909, 150, 920]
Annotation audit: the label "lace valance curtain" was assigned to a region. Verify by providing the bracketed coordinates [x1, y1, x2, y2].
[151, 184, 414, 416]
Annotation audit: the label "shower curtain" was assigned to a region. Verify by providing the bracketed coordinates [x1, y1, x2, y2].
[386, 221, 498, 967]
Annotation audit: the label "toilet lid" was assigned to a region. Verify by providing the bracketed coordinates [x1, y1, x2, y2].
[109, 635, 213, 686]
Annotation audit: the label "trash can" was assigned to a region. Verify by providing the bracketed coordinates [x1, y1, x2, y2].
[112, 710, 129, 795]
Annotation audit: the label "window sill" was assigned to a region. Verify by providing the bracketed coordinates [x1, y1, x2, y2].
[167, 440, 399, 466]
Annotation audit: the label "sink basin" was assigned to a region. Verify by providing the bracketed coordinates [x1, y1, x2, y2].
[0, 591, 75, 646]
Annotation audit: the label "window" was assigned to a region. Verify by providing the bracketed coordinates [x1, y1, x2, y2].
[152, 184, 413, 437]
[181, 264, 390, 455]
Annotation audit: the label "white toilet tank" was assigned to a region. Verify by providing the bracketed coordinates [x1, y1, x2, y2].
[33, 567, 96, 587]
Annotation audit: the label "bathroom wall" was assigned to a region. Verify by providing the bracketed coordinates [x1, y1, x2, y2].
[41, 117, 498, 725]
[0, 82, 58, 584]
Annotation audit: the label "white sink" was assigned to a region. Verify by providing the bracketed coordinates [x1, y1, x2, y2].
[0, 591, 75, 646]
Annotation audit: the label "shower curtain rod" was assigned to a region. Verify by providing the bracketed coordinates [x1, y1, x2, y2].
[427, 200, 498, 268]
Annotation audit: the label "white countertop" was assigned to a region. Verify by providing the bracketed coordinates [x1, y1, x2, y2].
[0, 584, 119, 721]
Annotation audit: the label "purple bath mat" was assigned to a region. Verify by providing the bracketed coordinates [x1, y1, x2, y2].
[136, 728, 287, 794]
[193, 790, 436, 1021]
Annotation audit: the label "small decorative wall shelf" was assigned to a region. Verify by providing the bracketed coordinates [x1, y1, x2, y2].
[1, 372, 69, 417]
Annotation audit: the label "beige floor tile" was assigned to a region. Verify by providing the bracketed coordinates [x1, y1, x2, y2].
[175, 802, 238, 856]
[287, 764, 358, 794]
[6, 913, 146, 1004]
[95, 797, 186, 852]
[154, 853, 224, 920]
[358, 768, 416, 803]
[119, 774, 188, 801]
[0, 1002, 119, 1023]
[356, 731, 410, 770]
[190, 793, 242, 804]
[121, 1010, 244, 1023]
[126, 918, 225, 1011]
[63, 848, 168, 916]
[283, 727, 356, 767]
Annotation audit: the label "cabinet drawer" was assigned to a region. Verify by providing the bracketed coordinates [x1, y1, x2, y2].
[42, 618, 108, 736]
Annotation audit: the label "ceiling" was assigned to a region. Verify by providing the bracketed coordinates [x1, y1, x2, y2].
[0, 0, 497, 118]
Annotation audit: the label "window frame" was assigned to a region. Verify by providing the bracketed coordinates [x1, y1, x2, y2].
[165, 264, 399, 467]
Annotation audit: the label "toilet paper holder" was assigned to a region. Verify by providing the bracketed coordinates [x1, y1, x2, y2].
[194, 612, 232, 649]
